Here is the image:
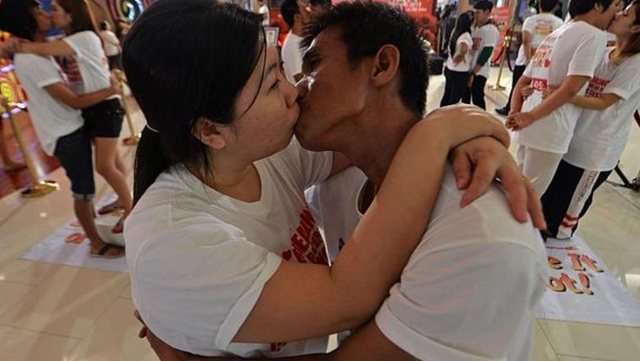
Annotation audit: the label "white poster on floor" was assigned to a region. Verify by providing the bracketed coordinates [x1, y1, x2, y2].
[21, 195, 128, 273]
[536, 235, 640, 327]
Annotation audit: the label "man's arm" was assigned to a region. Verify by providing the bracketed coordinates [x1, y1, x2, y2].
[522, 31, 533, 63]
[570, 93, 621, 111]
[19, 40, 76, 57]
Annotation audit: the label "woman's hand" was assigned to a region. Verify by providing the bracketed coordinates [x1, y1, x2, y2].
[424, 104, 510, 149]
[506, 111, 536, 131]
[449, 137, 545, 229]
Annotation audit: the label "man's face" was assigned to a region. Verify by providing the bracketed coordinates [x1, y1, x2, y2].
[474, 9, 489, 25]
[31, 6, 52, 33]
[295, 26, 371, 151]
[598, 0, 624, 29]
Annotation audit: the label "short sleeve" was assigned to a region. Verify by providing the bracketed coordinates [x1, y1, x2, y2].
[604, 56, 640, 100]
[523, 61, 533, 77]
[15, 55, 64, 88]
[279, 139, 334, 189]
[131, 214, 282, 355]
[63, 31, 102, 62]
[568, 32, 607, 77]
[375, 242, 546, 361]
[522, 17, 534, 34]
[458, 33, 472, 47]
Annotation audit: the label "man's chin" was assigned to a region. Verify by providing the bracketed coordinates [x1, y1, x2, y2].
[294, 130, 322, 151]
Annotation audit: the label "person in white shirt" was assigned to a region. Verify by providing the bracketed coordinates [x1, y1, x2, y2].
[463, 0, 499, 110]
[280, 0, 312, 84]
[439, 11, 474, 106]
[0, 0, 122, 258]
[496, 0, 564, 116]
[99, 21, 122, 70]
[507, 0, 621, 196]
[10, 0, 133, 234]
[256, 0, 270, 26]
[131, 2, 547, 361]
[540, 0, 640, 239]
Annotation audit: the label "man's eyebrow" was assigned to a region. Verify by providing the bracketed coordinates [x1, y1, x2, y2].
[265, 61, 279, 78]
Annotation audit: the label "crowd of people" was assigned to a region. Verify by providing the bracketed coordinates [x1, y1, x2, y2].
[0, 0, 639, 360]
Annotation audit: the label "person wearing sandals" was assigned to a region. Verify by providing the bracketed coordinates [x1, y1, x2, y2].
[8, 0, 133, 233]
[0, 0, 123, 258]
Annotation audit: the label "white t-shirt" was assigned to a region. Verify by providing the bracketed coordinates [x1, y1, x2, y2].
[13, 54, 84, 155]
[99, 30, 121, 56]
[515, 21, 608, 154]
[470, 22, 500, 78]
[281, 31, 304, 84]
[563, 52, 640, 171]
[258, 4, 270, 26]
[125, 140, 334, 357]
[515, 13, 564, 66]
[309, 166, 547, 361]
[445, 32, 473, 72]
[63, 31, 117, 100]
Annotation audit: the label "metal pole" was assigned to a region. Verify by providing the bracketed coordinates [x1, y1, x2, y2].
[0, 95, 58, 198]
[491, 0, 519, 91]
[113, 70, 140, 146]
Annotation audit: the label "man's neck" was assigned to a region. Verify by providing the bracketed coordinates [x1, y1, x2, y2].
[292, 22, 305, 37]
[573, 12, 605, 30]
[336, 100, 419, 187]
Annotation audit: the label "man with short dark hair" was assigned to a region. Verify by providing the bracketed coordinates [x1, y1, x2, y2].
[309, 0, 330, 18]
[281, 0, 312, 83]
[463, 0, 500, 110]
[0, 0, 123, 258]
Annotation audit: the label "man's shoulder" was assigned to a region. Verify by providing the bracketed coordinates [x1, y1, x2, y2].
[14, 53, 54, 68]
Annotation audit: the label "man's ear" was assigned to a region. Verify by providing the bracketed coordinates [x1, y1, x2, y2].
[371, 44, 400, 87]
[631, 24, 640, 34]
[191, 117, 229, 150]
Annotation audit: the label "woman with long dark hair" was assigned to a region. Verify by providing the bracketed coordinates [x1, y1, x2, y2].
[12, 0, 133, 234]
[440, 10, 474, 106]
[541, 0, 640, 239]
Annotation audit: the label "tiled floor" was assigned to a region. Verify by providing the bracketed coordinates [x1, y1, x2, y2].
[0, 69, 638, 360]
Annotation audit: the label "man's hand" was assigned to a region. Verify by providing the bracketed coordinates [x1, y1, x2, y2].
[520, 85, 533, 99]
[506, 111, 536, 131]
[135, 311, 193, 361]
[449, 137, 546, 229]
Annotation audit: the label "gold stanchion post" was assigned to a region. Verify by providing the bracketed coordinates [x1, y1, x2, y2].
[490, 0, 519, 91]
[113, 70, 140, 146]
[0, 95, 58, 197]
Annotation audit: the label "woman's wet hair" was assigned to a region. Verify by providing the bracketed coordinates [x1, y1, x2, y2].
[122, 0, 265, 203]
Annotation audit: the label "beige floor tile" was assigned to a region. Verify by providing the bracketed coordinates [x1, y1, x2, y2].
[557, 356, 613, 361]
[0, 282, 34, 317]
[590, 248, 640, 301]
[120, 284, 132, 299]
[540, 320, 640, 361]
[66, 298, 152, 361]
[0, 325, 78, 361]
[0, 260, 67, 286]
[0, 266, 128, 338]
[534, 321, 559, 361]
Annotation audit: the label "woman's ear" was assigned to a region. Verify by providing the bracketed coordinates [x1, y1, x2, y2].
[191, 117, 229, 150]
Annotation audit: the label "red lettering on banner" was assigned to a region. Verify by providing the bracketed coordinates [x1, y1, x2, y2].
[548, 272, 595, 295]
[548, 256, 563, 270]
[567, 253, 604, 273]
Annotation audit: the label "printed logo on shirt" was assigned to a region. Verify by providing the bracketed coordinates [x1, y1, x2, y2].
[56, 55, 84, 93]
[531, 77, 549, 91]
[472, 37, 482, 51]
[585, 77, 611, 98]
[534, 20, 555, 36]
[531, 35, 558, 69]
[282, 207, 328, 265]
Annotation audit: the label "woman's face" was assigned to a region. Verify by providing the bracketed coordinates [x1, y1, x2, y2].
[50, 1, 71, 30]
[608, 4, 639, 36]
[222, 45, 299, 161]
